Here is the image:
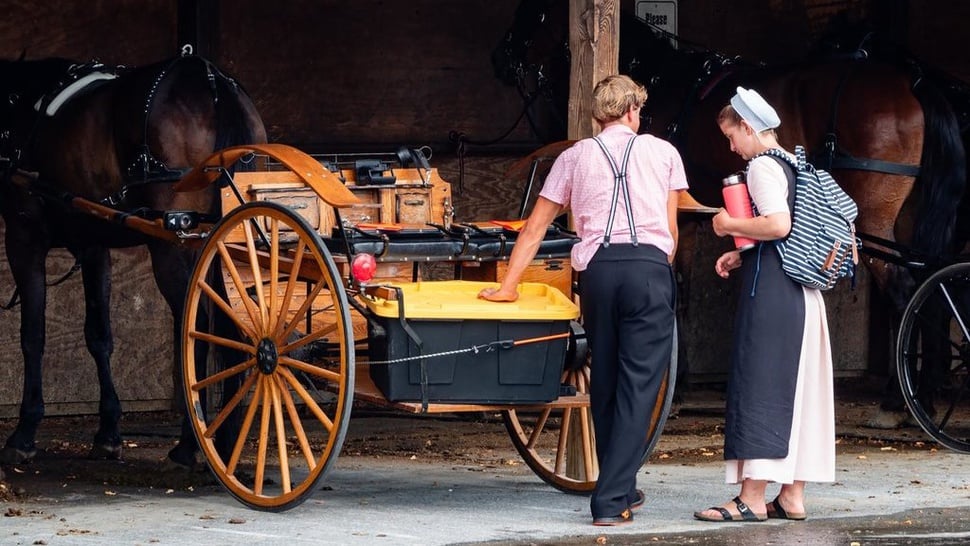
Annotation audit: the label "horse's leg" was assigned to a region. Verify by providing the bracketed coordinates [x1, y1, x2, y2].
[79, 247, 124, 459]
[842, 172, 918, 429]
[0, 231, 49, 464]
[145, 242, 203, 468]
[672, 217, 704, 413]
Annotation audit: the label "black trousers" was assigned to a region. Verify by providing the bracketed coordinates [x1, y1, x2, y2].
[581, 243, 675, 518]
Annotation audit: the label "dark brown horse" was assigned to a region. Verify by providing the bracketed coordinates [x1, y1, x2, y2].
[0, 52, 267, 468]
[494, 2, 969, 418]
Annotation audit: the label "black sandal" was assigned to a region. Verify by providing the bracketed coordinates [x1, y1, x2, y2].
[767, 497, 807, 520]
[694, 496, 767, 522]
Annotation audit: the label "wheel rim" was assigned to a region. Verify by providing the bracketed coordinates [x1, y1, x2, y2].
[897, 262, 970, 453]
[504, 326, 677, 493]
[182, 201, 355, 510]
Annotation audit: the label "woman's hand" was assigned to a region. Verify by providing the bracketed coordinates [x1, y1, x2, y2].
[711, 208, 733, 237]
[715, 250, 742, 279]
[478, 286, 519, 302]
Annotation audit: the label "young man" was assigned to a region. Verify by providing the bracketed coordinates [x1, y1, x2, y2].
[479, 74, 687, 526]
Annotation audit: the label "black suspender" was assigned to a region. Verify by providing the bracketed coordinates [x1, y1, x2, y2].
[593, 135, 639, 247]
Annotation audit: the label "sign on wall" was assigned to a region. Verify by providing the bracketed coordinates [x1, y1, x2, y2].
[635, 1, 678, 47]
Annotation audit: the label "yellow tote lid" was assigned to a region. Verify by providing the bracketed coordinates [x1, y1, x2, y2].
[363, 280, 579, 320]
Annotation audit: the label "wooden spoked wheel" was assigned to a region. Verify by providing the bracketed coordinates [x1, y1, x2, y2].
[182, 201, 355, 510]
[503, 324, 678, 493]
[897, 262, 970, 453]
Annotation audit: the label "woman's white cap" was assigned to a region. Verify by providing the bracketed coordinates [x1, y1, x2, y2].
[730, 86, 780, 132]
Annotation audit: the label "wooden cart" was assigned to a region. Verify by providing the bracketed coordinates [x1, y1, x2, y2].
[122, 143, 678, 511]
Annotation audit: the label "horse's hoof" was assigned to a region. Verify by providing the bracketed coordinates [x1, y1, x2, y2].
[167, 444, 203, 471]
[904, 413, 923, 428]
[89, 443, 123, 460]
[0, 446, 37, 464]
[159, 456, 206, 474]
[863, 409, 908, 430]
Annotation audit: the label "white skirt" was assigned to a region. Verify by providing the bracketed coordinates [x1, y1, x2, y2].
[725, 287, 836, 484]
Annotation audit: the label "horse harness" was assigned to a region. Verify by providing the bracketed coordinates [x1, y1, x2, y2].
[659, 48, 922, 180]
[815, 59, 921, 178]
[0, 50, 234, 207]
[0, 50, 232, 308]
[122, 51, 237, 201]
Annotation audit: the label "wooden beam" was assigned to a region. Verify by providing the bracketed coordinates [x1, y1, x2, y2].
[177, 0, 220, 59]
[567, 0, 620, 139]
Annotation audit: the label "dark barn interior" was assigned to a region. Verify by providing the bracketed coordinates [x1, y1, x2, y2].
[0, 0, 967, 415]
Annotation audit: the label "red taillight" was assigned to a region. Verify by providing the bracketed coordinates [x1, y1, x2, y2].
[351, 253, 377, 283]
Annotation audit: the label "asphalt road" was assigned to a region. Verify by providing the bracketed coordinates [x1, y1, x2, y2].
[3, 436, 970, 545]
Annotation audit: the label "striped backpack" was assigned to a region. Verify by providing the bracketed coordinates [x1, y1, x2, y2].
[754, 146, 860, 291]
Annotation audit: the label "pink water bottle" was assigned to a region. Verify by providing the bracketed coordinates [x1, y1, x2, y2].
[721, 173, 757, 251]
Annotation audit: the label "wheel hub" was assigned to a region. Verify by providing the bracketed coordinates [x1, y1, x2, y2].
[256, 338, 279, 374]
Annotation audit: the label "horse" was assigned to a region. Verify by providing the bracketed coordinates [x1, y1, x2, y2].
[493, 1, 969, 423]
[0, 50, 267, 470]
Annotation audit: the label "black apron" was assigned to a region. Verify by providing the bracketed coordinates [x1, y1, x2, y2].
[723, 242, 805, 460]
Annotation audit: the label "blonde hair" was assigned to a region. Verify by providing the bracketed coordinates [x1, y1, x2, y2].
[592, 75, 647, 123]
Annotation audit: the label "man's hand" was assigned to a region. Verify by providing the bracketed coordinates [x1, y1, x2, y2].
[477, 286, 519, 302]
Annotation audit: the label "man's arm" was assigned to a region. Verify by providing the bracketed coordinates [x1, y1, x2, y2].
[478, 197, 564, 301]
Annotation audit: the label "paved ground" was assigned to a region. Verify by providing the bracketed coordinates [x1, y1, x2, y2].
[2, 381, 969, 545]
[3, 443, 970, 545]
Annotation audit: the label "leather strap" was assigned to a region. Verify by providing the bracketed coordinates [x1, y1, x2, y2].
[593, 135, 640, 247]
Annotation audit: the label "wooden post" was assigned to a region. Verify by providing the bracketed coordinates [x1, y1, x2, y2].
[565, 0, 619, 483]
[567, 0, 620, 139]
[177, 0, 220, 59]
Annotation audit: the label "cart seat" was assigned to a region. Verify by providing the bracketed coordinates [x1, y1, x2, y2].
[326, 222, 578, 262]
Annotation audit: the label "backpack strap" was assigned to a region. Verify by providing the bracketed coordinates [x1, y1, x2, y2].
[794, 144, 809, 171]
[760, 145, 856, 219]
[593, 135, 640, 247]
[750, 147, 796, 215]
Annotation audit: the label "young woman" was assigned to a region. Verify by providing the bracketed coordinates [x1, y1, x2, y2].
[693, 87, 835, 522]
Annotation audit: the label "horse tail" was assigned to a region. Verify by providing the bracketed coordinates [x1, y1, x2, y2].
[911, 77, 967, 264]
